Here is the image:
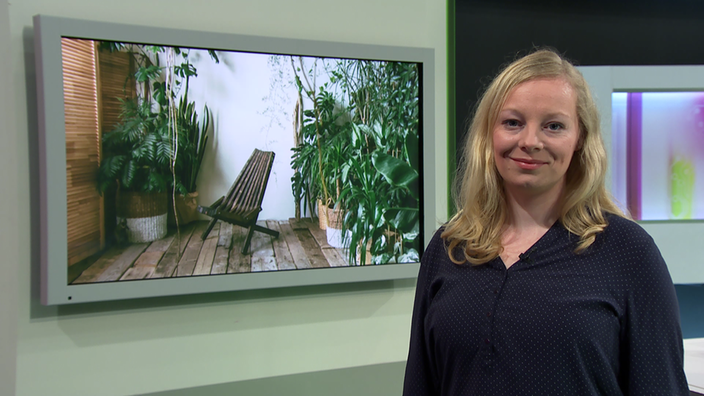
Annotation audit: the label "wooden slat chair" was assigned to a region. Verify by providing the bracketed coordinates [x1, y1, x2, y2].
[197, 149, 279, 254]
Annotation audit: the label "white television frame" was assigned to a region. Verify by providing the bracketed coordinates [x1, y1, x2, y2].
[579, 65, 704, 284]
[34, 14, 436, 305]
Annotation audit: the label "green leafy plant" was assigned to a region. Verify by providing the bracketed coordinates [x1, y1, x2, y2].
[174, 95, 211, 194]
[96, 42, 218, 195]
[289, 57, 421, 265]
[97, 97, 173, 194]
[290, 58, 351, 217]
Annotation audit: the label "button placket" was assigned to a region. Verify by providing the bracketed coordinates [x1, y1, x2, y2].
[484, 266, 508, 368]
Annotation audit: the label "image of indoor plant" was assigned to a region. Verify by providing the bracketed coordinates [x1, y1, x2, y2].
[97, 42, 217, 242]
[97, 96, 173, 243]
[289, 57, 421, 264]
[169, 95, 211, 226]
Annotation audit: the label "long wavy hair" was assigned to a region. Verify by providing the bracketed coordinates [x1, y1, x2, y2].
[442, 48, 625, 265]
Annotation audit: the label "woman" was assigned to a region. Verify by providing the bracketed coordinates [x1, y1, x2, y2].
[403, 49, 689, 395]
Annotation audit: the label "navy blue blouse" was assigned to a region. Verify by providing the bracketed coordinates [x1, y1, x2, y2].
[403, 215, 689, 395]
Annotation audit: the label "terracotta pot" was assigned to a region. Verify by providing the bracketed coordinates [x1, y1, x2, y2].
[168, 192, 200, 226]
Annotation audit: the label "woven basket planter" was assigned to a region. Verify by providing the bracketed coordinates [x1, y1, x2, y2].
[317, 199, 328, 230]
[325, 206, 350, 248]
[116, 191, 168, 243]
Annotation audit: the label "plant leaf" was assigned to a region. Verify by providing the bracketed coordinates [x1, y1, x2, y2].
[371, 151, 418, 188]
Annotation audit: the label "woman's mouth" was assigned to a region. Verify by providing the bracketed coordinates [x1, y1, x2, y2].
[510, 157, 546, 170]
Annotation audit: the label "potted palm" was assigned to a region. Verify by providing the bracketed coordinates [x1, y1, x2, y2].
[97, 98, 172, 243]
[290, 62, 344, 235]
[97, 42, 218, 241]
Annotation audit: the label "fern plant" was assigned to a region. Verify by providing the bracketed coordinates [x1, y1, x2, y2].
[96, 42, 218, 196]
[97, 98, 173, 194]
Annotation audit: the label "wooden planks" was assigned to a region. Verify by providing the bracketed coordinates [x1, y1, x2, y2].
[95, 243, 148, 282]
[280, 220, 312, 269]
[73, 219, 354, 283]
[250, 221, 276, 272]
[151, 223, 196, 278]
[211, 222, 232, 275]
[72, 246, 122, 284]
[267, 221, 295, 270]
[218, 222, 233, 248]
[211, 245, 230, 275]
[120, 251, 163, 280]
[305, 219, 347, 267]
[293, 226, 330, 268]
[228, 226, 252, 273]
[176, 222, 210, 277]
[193, 237, 218, 275]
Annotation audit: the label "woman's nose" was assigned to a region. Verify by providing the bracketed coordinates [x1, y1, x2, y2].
[518, 124, 543, 151]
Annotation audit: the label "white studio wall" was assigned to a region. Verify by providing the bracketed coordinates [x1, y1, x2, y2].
[7, 1, 448, 395]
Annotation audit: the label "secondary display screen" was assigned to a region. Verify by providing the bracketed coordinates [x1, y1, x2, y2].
[61, 37, 423, 285]
[612, 92, 704, 221]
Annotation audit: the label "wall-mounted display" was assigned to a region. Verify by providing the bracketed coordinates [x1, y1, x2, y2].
[34, 15, 436, 305]
[612, 92, 704, 220]
[578, 66, 704, 223]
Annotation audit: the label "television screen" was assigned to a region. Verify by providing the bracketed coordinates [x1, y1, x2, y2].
[576, 65, 704, 283]
[34, 15, 436, 304]
[612, 91, 704, 221]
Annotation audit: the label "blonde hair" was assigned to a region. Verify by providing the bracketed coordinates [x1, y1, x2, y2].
[442, 48, 625, 265]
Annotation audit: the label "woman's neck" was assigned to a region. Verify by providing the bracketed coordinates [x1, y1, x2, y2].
[499, 186, 563, 267]
[503, 185, 563, 232]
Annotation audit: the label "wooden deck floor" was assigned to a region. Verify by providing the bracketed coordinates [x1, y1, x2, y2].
[71, 218, 350, 284]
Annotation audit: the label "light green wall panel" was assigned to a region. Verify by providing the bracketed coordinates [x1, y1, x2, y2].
[140, 362, 406, 396]
[6, 0, 448, 395]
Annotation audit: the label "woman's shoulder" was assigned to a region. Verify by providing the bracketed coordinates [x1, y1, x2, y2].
[599, 213, 664, 265]
[425, 225, 448, 254]
[602, 213, 652, 241]
[420, 225, 453, 267]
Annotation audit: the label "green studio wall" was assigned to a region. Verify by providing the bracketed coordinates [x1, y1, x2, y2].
[1, 0, 19, 395]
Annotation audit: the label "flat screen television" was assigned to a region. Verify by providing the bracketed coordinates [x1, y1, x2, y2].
[578, 65, 704, 221]
[579, 65, 704, 284]
[34, 15, 436, 305]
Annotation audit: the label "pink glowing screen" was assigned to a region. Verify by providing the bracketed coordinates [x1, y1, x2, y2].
[612, 92, 704, 221]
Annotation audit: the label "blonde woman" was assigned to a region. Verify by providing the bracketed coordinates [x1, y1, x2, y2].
[403, 49, 688, 395]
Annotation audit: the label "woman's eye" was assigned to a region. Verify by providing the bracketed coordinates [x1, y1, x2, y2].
[503, 119, 520, 128]
[546, 122, 564, 131]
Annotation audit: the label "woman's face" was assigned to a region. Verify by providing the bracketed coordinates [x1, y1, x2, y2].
[492, 77, 581, 200]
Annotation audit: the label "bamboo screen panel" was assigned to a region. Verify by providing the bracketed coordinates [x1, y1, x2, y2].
[96, 47, 135, 246]
[62, 38, 104, 266]
[98, 49, 134, 133]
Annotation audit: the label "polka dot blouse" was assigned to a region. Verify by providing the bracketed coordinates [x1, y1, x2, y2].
[403, 215, 689, 395]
